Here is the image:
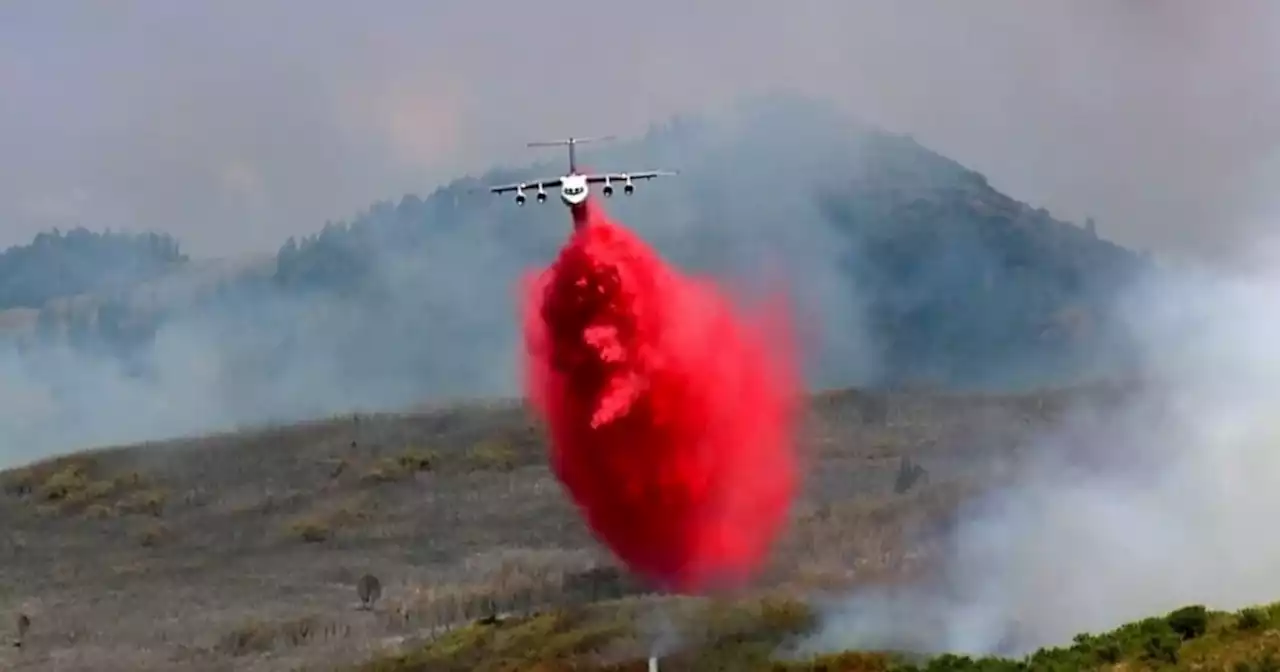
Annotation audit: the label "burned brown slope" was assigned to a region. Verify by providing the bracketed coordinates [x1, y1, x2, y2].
[0, 384, 1127, 671]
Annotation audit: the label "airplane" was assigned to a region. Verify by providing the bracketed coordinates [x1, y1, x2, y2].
[487, 135, 677, 212]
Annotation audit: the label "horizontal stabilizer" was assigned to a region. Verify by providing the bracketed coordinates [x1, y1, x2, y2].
[526, 135, 616, 147]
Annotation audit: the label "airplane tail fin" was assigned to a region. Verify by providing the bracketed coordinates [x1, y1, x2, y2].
[527, 135, 616, 172]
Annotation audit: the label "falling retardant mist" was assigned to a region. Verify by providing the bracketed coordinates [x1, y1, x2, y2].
[521, 199, 801, 594]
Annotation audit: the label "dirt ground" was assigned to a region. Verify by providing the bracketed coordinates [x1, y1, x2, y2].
[0, 385, 1127, 671]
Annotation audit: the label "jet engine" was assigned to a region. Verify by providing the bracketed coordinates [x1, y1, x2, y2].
[602, 177, 614, 197]
[624, 175, 634, 195]
[515, 187, 526, 205]
[536, 185, 547, 202]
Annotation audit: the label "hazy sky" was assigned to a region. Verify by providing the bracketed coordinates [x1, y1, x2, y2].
[3, 1, 1279, 260]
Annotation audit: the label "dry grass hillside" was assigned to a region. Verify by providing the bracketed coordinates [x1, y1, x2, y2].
[0, 384, 1129, 671]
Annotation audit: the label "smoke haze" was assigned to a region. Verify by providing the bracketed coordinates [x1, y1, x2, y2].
[800, 227, 1280, 655]
[0, 100, 899, 463]
[3, 1, 1279, 260]
[6, 3, 1280, 657]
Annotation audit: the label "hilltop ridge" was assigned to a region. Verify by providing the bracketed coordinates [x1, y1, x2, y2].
[0, 95, 1149, 459]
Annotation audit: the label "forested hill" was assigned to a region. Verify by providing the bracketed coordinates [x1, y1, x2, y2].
[270, 98, 1145, 387]
[0, 228, 186, 310]
[0, 95, 1150, 456]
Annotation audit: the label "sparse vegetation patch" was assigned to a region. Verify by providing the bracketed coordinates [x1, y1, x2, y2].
[284, 493, 379, 543]
[359, 448, 439, 484]
[464, 440, 519, 472]
[2, 454, 164, 518]
[354, 600, 1280, 671]
[216, 615, 333, 656]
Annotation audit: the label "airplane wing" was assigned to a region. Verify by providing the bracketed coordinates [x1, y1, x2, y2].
[489, 176, 564, 194]
[583, 170, 678, 183]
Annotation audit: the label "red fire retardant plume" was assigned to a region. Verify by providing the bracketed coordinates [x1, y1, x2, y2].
[521, 200, 800, 594]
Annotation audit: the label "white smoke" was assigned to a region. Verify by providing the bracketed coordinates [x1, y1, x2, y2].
[802, 225, 1280, 656]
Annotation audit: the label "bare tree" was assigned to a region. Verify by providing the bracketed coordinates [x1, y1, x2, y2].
[357, 574, 382, 611]
[893, 456, 929, 494]
[14, 612, 29, 648]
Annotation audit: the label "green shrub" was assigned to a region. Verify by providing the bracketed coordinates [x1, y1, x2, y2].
[1141, 630, 1179, 665]
[1238, 608, 1269, 632]
[1166, 604, 1209, 640]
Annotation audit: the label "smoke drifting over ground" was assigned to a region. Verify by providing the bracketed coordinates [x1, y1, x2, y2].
[0, 243, 532, 463]
[0, 100, 885, 466]
[802, 233, 1280, 655]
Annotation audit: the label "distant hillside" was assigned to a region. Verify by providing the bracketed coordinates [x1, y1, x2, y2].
[0, 95, 1151, 457]
[269, 97, 1146, 388]
[0, 228, 186, 310]
[817, 131, 1141, 385]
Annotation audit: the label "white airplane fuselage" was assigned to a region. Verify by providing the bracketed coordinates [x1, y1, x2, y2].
[559, 173, 589, 206]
